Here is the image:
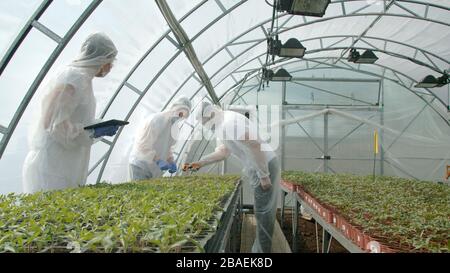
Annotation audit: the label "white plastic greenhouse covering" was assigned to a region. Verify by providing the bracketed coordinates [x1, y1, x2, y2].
[0, 0, 449, 194]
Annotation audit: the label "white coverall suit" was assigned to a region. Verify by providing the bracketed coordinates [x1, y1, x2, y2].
[22, 33, 118, 194]
[128, 97, 192, 180]
[195, 103, 280, 253]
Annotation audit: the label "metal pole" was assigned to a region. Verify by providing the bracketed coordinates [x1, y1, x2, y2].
[221, 160, 227, 175]
[324, 111, 329, 173]
[280, 190, 287, 229]
[292, 199, 299, 252]
[0, 0, 53, 76]
[281, 81, 287, 171]
[320, 226, 331, 252]
[380, 79, 385, 176]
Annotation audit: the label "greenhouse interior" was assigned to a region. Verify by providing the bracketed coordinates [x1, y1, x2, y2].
[0, 0, 449, 254]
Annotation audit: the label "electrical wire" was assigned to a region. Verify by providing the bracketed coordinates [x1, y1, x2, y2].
[258, 0, 278, 92]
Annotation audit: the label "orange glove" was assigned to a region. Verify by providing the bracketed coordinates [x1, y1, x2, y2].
[191, 163, 202, 171]
[182, 163, 202, 172]
[182, 164, 191, 172]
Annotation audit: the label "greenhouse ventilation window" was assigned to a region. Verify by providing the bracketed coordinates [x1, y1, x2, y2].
[269, 37, 306, 58]
[415, 73, 449, 88]
[277, 0, 330, 17]
[348, 49, 379, 64]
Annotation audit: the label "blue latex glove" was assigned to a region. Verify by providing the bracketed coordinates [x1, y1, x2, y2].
[156, 160, 170, 171]
[168, 162, 177, 174]
[92, 125, 120, 138]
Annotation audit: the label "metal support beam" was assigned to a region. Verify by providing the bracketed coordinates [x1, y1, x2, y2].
[292, 77, 380, 83]
[100, 138, 113, 146]
[380, 79, 385, 176]
[386, 99, 432, 151]
[31, 20, 62, 43]
[328, 113, 379, 151]
[281, 81, 286, 171]
[310, 46, 444, 74]
[124, 82, 143, 96]
[280, 190, 287, 229]
[290, 81, 375, 106]
[286, 110, 325, 154]
[165, 34, 182, 49]
[0, 0, 53, 76]
[87, 0, 449, 180]
[214, 0, 227, 13]
[384, 159, 419, 180]
[324, 111, 329, 173]
[297, 195, 364, 253]
[132, 7, 450, 145]
[223, 56, 449, 127]
[155, 0, 220, 104]
[0, 0, 102, 159]
[292, 199, 300, 252]
[0, 125, 7, 135]
[284, 105, 380, 111]
[88, 153, 108, 176]
[394, 1, 421, 18]
[322, 229, 332, 253]
[92, 1, 250, 182]
[225, 47, 235, 59]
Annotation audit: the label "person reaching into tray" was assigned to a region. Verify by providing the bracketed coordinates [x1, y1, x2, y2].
[128, 97, 192, 181]
[184, 102, 280, 253]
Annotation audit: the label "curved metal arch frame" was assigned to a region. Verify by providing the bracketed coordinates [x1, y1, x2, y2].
[0, 0, 447, 182]
[104, 0, 450, 122]
[221, 55, 449, 120]
[163, 11, 450, 117]
[180, 42, 448, 126]
[232, 34, 449, 73]
[228, 59, 431, 105]
[0, 0, 102, 159]
[171, 57, 447, 174]
[92, 1, 450, 182]
[190, 59, 447, 167]
[171, 44, 449, 161]
[93, 0, 249, 183]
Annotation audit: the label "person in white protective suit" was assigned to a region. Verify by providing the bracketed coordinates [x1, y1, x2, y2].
[184, 102, 280, 253]
[22, 33, 119, 194]
[128, 97, 192, 181]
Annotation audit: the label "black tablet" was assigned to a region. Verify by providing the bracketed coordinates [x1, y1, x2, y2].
[84, 119, 129, 130]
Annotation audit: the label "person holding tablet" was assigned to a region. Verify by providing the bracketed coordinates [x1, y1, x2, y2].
[23, 33, 119, 194]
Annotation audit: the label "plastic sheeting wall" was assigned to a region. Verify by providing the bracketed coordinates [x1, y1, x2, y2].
[209, 67, 450, 184]
[0, 0, 449, 194]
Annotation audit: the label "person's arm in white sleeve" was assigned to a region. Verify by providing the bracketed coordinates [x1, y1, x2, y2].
[196, 144, 231, 167]
[43, 84, 93, 149]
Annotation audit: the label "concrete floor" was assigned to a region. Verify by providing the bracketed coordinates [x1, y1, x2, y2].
[240, 213, 291, 253]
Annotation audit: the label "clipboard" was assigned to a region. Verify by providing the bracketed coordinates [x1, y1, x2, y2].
[84, 119, 129, 130]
